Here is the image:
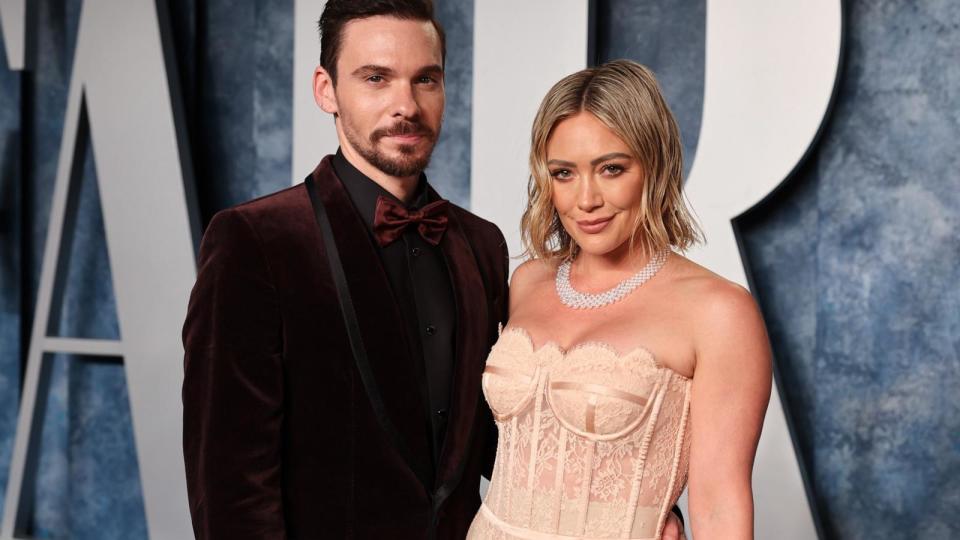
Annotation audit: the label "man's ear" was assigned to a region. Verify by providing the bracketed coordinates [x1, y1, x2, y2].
[314, 66, 338, 115]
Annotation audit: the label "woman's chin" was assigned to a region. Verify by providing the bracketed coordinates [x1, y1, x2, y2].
[573, 237, 630, 258]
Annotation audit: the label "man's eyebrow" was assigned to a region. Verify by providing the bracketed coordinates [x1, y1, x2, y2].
[352, 64, 395, 77]
[418, 64, 444, 76]
[590, 152, 632, 166]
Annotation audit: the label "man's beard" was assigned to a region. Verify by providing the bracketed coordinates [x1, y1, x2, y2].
[341, 114, 439, 178]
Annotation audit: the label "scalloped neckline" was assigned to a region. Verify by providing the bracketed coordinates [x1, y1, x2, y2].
[500, 326, 691, 381]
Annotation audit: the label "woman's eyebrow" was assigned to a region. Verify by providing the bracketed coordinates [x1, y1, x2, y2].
[590, 152, 632, 166]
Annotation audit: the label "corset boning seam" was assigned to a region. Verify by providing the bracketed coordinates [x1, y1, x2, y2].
[621, 370, 670, 537]
[526, 375, 548, 526]
[655, 381, 692, 538]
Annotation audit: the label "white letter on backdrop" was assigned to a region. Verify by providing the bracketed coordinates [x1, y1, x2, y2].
[0, 0, 26, 69]
[681, 1, 840, 535]
[292, 0, 338, 184]
[1, 0, 197, 538]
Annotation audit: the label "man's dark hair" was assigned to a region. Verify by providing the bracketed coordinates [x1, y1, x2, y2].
[319, 0, 446, 84]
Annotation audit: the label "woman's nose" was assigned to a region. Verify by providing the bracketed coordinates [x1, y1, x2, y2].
[577, 177, 603, 211]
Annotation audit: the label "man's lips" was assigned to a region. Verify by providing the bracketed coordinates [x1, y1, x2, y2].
[374, 122, 433, 145]
[385, 133, 425, 143]
[576, 216, 614, 234]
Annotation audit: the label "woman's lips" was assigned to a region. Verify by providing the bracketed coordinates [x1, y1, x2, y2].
[576, 216, 613, 234]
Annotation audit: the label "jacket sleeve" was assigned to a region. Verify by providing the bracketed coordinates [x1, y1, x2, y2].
[482, 229, 511, 479]
[182, 208, 286, 540]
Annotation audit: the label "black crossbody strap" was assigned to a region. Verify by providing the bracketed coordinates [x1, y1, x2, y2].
[305, 176, 430, 491]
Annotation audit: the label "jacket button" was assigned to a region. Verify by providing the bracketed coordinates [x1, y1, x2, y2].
[425, 324, 436, 336]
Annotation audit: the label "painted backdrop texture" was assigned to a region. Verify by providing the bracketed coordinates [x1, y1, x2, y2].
[0, 0, 957, 538]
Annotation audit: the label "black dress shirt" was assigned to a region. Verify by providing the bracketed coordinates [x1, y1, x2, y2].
[332, 150, 456, 466]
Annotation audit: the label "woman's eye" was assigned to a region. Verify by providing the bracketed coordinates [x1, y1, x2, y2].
[602, 164, 624, 175]
[550, 169, 572, 180]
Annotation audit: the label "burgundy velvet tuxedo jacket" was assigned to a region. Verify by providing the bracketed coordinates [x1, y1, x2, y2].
[182, 157, 509, 539]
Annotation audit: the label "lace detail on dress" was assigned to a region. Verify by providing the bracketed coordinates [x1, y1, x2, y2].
[472, 328, 692, 540]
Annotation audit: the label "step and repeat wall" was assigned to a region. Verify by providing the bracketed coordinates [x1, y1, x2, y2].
[0, 0, 957, 538]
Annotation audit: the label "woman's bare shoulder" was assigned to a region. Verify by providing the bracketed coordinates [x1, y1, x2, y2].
[667, 254, 763, 330]
[511, 258, 556, 286]
[509, 258, 556, 309]
[667, 254, 769, 374]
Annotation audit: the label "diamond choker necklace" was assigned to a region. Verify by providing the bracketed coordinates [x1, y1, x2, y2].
[555, 249, 669, 310]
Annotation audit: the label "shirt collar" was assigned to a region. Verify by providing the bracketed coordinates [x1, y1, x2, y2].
[332, 148, 432, 231]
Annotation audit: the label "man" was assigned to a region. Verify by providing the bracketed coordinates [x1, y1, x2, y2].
[182, 1, 685, 538]
[183, 2, 504, 537]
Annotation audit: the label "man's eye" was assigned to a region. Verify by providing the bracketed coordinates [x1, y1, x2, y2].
[367, 75, 384, 83]
[417, 76, 437, 84]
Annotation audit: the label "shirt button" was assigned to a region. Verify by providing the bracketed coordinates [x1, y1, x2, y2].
[411, 247, 422, 257]
[425, 324, 436, 336]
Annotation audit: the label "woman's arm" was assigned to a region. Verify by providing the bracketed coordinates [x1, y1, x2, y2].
[687, 281, 772, 539]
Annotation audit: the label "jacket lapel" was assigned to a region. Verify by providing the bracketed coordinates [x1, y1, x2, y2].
[433, 200, 490, 499]
[308, 157, 434, 491]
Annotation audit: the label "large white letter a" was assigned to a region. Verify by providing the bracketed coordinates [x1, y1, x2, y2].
[1, 1, 197, 538]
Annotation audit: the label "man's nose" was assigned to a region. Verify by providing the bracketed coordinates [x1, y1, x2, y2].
[391, 82, 420, 118]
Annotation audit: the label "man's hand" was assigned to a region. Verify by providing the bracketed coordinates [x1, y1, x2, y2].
[662, 511, 687, 540]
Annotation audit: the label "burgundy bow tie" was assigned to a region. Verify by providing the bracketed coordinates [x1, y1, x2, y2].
[372, 195, 450, 247]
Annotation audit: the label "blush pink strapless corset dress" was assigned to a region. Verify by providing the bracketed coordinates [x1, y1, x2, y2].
[467, 328, 692, 540]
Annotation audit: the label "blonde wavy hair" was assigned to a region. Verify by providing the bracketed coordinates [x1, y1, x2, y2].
[520, 59, 702, 262]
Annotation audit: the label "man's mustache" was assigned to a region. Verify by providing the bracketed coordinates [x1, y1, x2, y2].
[371, 121, 434, 142]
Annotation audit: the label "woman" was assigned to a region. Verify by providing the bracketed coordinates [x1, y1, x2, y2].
[468, 60, 772, 539]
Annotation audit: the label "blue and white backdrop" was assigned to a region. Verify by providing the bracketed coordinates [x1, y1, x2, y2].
[0, 0, 958, 538]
